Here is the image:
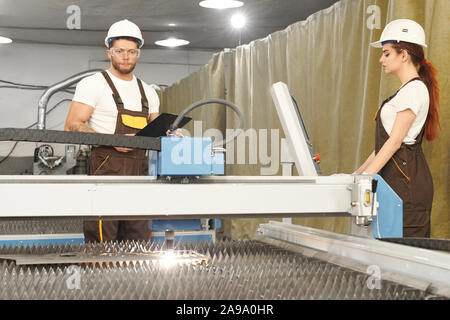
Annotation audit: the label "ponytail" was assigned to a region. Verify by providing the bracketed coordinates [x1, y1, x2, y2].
[419, 59, 440, 141]
[392, 42, 440, 141]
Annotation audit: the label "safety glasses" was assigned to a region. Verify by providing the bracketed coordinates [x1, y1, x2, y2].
[110, 48, 141, 58]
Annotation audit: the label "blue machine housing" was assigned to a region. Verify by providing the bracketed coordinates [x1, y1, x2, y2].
[156, 136, 224, 176]
[371, 174, 403, 238]
[149, 136, 225, 243]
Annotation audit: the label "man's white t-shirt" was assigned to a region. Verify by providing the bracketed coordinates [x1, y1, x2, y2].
[72, 70, 160, 134]
[380, 80, 429, 145]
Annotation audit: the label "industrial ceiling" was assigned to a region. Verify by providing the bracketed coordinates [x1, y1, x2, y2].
[0, 0, 340, 50]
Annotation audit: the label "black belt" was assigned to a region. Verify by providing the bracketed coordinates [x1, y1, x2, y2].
[0, 128, 161, 151]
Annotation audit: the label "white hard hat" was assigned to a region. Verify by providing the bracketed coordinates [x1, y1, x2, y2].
[370, 19, 427, 48]
[105, 19, 144, 48]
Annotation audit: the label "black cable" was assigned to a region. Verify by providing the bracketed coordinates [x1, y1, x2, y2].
[0, 98, 72, 165]
[28, 98, 72, 128]
[0, 86, 75, 95]
[0, 80, 46, 88]
[0, 86, 45, 90]
[0, 141, 19, 165]
[0, 79, 76, 90]
[170, 98, 244, 147]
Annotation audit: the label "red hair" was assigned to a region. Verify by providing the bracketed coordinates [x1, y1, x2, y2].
[392, 42, 440, 141]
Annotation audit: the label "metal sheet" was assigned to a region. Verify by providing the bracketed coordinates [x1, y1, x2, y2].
[0, 250, 208, 266]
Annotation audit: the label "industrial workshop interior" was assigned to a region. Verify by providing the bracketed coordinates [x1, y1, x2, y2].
[0, 0, 448, 307]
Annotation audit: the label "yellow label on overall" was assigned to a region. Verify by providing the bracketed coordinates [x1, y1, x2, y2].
[121, 114, 147, 129]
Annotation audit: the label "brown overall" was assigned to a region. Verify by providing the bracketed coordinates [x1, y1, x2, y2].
[375, 77, 433, 238]
[83, 71, 150, 243]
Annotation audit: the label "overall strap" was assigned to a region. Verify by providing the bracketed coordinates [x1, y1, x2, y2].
[101, 71, 124, 110]
[136, 78, 149, 110]
[401, 77, 422, 88]
[374, 77, 422, 121]
[413, 116, 427, 145]
[399, 77, 426, 145]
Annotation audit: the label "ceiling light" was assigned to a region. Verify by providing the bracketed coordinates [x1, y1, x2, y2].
[155, 38, 190, 48]
[0, 36, 12, 44]
[231, 13, 246, 29]
[168, 23, 176, 27]
[199, 0, 244, 9]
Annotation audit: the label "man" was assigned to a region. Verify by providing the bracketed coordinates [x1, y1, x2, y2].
[65, 19, 159, 243]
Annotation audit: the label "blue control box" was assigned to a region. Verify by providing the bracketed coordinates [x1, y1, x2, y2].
[371, 174, 403, 238]
[157, 137, 224, 176]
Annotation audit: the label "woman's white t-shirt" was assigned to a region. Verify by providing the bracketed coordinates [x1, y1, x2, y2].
[380, 80, 429, 145]
[72, 70, 160, 134]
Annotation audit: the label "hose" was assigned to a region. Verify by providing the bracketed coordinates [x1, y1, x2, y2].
[169, 99, 244, 147]
[37, 69, 104, 130]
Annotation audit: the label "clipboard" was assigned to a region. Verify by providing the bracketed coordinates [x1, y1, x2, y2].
[135, 113, 192, 137]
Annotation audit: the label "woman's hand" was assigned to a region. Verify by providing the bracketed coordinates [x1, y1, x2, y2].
[166, 128, 184, 137]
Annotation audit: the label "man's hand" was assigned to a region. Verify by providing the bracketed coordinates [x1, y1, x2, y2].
[114, 133, 135, 153]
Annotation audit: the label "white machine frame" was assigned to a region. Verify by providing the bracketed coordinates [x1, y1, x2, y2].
[0, 175, 370, 220]
[271, 82, 318, 176]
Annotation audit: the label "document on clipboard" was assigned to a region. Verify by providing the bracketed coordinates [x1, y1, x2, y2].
[135, 113, 192, 137]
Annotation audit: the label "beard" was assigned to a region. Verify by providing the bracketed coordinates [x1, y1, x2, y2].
[111, 58, 136, 75]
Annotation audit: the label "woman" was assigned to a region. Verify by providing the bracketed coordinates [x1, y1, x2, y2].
[355, 19, 440, 238]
